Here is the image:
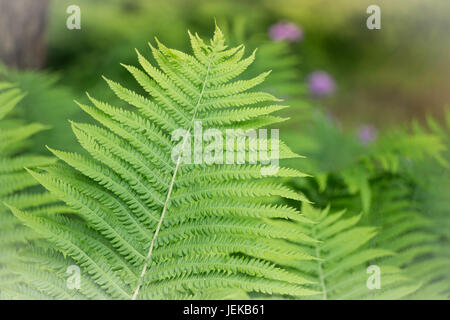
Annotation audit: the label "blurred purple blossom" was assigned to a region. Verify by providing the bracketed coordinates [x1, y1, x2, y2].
[358, 125, 378, 145]
[307, 71, 336, 97]
[269, 21, 303, 42]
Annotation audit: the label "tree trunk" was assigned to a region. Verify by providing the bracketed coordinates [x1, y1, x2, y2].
[0, 0, 49, 70]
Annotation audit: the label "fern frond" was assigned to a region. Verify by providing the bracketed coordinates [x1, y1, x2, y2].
[286, 203, 418, 300]
[12, 27, 315, 300]
[0, 83, 65, 299]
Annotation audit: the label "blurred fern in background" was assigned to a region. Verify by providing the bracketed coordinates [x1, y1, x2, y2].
[0, 82, 71, 299]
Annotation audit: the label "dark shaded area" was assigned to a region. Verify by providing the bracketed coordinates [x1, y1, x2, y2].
[0, 0, 49, 69]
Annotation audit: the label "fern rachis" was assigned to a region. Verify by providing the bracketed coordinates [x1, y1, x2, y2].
[130, 41, 217, 299]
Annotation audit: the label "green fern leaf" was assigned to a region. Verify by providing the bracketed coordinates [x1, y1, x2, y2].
[285, 203, 420, 300]
[10, 27, 317, 300]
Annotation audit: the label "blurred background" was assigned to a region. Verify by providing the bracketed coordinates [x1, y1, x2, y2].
[0, 0, 449, 153]
[1, 0, 449, 300]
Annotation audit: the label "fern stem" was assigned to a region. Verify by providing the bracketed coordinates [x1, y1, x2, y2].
[312, 226, 327, 300]
[131, 49, 216, 300]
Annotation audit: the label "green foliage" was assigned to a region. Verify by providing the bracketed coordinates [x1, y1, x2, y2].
[289, 203, 419, 299]
[286, 109, 448, 213]
[0, 16, 448, 300]
[0, 66, 81, 153]
[0, 83, 67, 298]
[373, 182, 449, 299]
[266, 25, 449, 298]
[285, 111, 450, 299]
[405, 114, 450, 298]
[6, 27, 320, 300]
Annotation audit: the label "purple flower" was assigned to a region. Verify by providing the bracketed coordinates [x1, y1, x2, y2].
[358, 125, 378, 145]
[269, 22, 303, 42]
[307, 71, 336, 97]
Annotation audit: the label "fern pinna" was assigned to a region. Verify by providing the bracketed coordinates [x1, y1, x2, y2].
[8, 27, 319, 299]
